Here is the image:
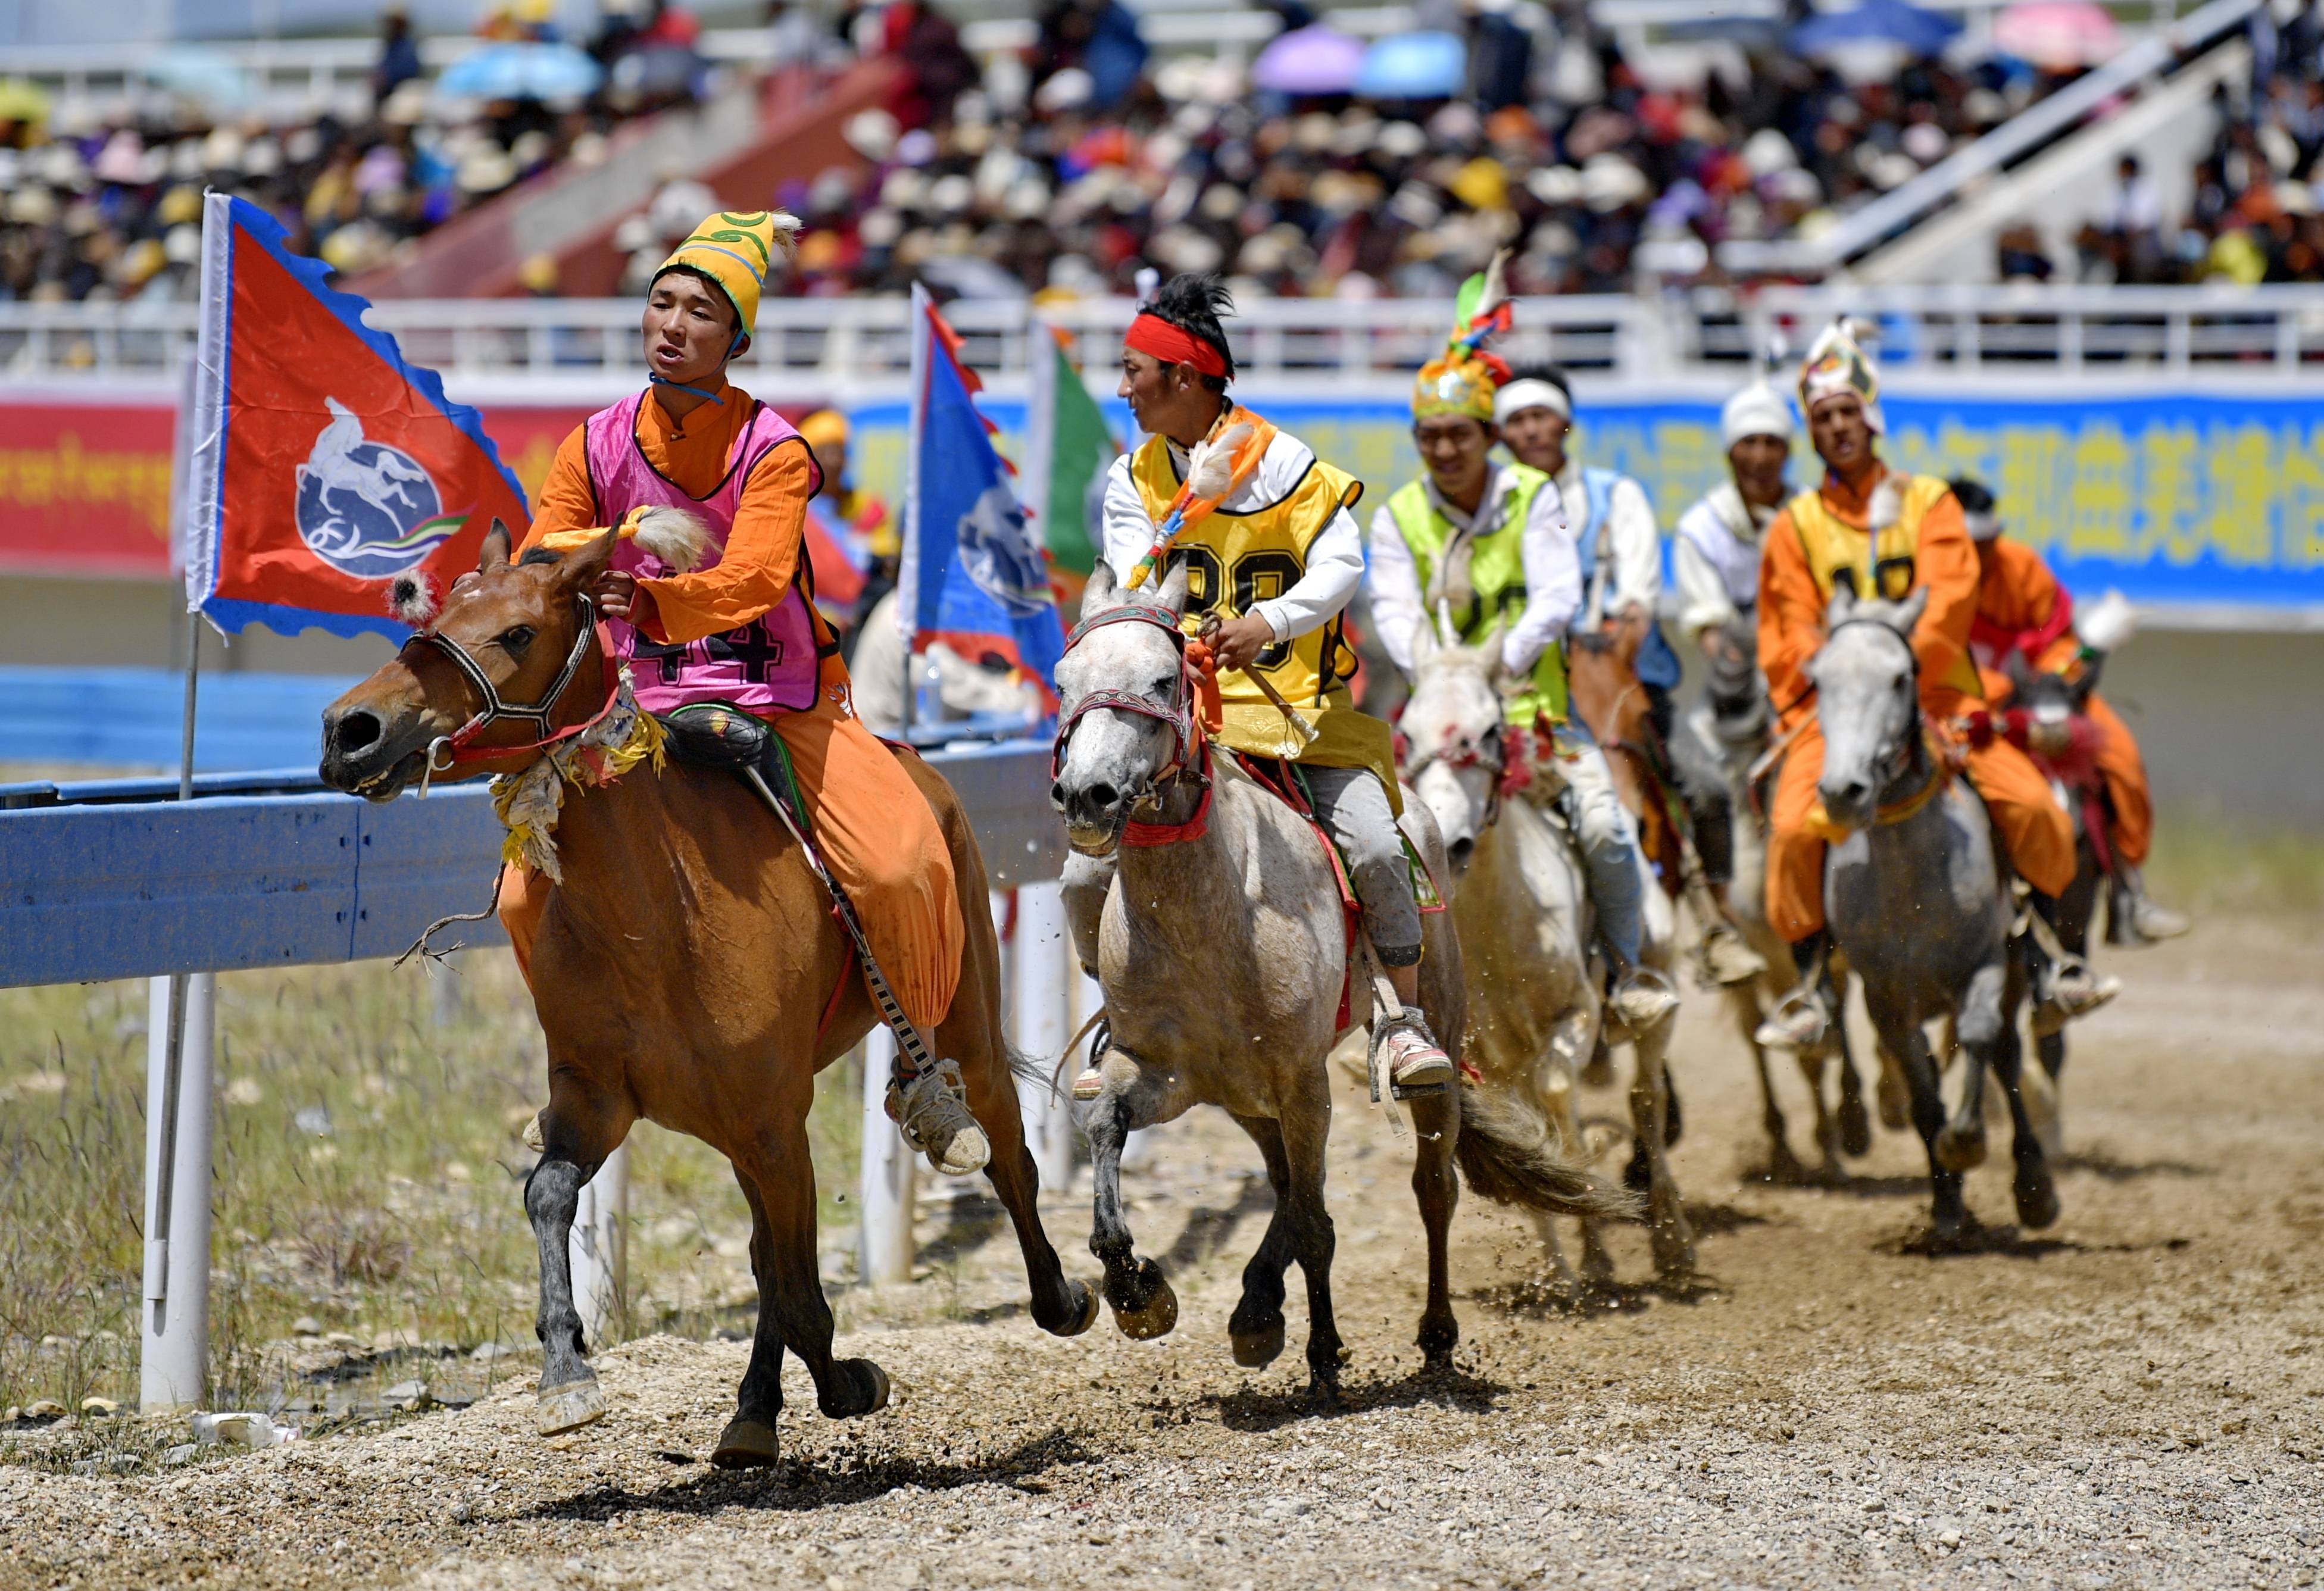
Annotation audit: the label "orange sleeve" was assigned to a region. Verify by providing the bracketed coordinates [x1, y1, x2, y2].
[636, 441, 815, 646]
[1907, 488, 1979, 705]
[518, 426, 599, 552]
[1757, 506, 1825, 724]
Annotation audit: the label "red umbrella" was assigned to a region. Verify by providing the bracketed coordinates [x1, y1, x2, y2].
[1993, 1, 2121, 68]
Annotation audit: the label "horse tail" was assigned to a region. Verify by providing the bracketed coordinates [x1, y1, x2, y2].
[1454, 1085, 1641, 1222]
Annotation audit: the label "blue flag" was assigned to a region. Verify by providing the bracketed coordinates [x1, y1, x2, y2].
[901, 285, 1065, 700]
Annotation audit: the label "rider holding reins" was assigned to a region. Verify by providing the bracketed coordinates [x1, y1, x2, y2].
[1755, 320, 2114, 1048]
[1061, 273, 1457, 1095]
[1496, 365, 1763, 989]
[498, 208, 991, 1176]
[1952, 477, 2188, 945]
[1363, 282, 1680, 1034]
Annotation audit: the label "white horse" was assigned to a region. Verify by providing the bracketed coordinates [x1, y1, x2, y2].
[1049, 561, 1632, 1394]
[1399, 628, 1695, 1289]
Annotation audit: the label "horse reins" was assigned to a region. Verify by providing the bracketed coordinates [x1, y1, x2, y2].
[405, 593, 611, 789]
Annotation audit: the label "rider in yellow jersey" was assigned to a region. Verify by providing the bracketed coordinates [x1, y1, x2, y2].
[1062, 273, 1455, 1094]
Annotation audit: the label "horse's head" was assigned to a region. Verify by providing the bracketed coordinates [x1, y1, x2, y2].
[318, 523, 616, 801]
[1397, 620, 1508, 875]
[1809, 582, 1929, 831]
[1565, 614, 1651, 752]
[1048, 558, 1198, 855]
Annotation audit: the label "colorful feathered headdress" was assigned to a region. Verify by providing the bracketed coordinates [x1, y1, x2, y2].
[1412, 252, 1514, 423]
[1798, 317, 1883, 434]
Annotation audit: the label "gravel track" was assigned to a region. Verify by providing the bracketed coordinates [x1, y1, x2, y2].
[4, 916, 2319, 1590]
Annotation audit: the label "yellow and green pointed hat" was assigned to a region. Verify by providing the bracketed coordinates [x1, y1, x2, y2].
[653, 209, 799, 338]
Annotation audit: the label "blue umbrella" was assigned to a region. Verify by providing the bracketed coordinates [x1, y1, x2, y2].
[1788, 0, 1960, 58]
[436, 42, 604, 102]
[1354, 31, 1469, 100]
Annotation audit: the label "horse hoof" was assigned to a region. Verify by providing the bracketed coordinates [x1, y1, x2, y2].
[2014, 1168, 2061, 1230]
[536, 1380, 605, 1437]
[710, 1418, 779, 1468]
[842, 1358, 891, 1416]
[1111, 1264, 1178, 1341]
[1935, 1125, 1987, 1174]
[1230, 1315, 1286, 1368]
[1052, 1279, 1101, 1339]
[1838, 1096, 1873, 1158]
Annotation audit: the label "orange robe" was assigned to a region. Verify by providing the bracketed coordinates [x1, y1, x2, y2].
[1971, 537, 2155, 867]
[499, 382, 966, 1032]
[1758, 466, 2075, 943]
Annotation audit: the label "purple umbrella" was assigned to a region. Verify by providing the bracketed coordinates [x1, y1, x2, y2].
[1251, 26, 1366, 96]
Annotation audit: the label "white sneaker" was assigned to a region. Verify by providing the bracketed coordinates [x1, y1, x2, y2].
[1610, 968, 1681, 1031]
[1754, 986, 1830, 1051]
[886, 1057, 990, 1176]
[1377, 1009, 1455, 1090]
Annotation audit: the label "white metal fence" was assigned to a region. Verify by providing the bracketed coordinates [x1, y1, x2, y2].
[14, 287, 2324, 388]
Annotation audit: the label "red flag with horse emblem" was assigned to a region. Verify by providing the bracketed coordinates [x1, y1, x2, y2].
[184, 193, 529, 640]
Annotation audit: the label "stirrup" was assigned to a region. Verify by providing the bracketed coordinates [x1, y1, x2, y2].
[1754, 986, 1829, 1051]
[1372, 1009, 1454, 1098]
[1610, 965, 1681, 1032]
[1070, 1017, 1111, 1102]
[886, 1057, 990, 1176]
[2034, 961, 2119, 1037]
[1700, 921, 1767, 987]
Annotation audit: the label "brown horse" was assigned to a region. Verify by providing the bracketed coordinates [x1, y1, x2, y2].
[317, 525, 1095, 1465]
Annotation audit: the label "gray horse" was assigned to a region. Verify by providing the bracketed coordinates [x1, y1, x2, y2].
[1049, 560, 1631, 1395]
[1811, 586, 2059, 1242]
[1692, 621, 1875, 1181]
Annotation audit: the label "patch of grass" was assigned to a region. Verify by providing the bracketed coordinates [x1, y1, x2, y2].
[2144, 812, 2324, 920]
[0, 952, 859, 1418]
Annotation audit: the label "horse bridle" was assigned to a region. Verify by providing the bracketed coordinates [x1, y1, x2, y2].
[1822, 614, 1932, 807]
[404, 592, 606, 785]
[1049, 602, 1210, 797]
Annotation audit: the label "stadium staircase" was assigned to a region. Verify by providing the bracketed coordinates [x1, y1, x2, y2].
[345, 55, 901, 302]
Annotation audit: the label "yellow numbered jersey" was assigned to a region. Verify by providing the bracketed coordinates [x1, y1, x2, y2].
[1128, 432, 1400, 805]
[1786, 472, 1983, 698]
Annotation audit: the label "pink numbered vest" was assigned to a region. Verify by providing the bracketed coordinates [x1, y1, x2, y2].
[583, 389, 824, 716]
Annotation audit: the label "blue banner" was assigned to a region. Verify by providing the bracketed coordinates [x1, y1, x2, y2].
[904, 306, 1066, 691]
[860, 387, 2324, 613]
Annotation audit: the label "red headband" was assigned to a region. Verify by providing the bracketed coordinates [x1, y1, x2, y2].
[1124, 312, 1229, 379]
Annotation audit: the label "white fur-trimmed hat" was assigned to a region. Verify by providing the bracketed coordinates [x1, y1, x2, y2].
[1720, 380, 1794, 448]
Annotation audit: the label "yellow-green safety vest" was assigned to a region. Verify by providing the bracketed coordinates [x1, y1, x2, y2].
[1384, 469, 1569, 724]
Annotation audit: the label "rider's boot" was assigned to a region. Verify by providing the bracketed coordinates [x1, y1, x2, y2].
[1693, 880, 1767, 988]
[2107, 866, 2189, 945]
[2029, 891, 2120, 1036]
[885, 1051, 991, 1176]
[1377, 1005, 1457, 1091]
[1754, 930, 1832, 1051]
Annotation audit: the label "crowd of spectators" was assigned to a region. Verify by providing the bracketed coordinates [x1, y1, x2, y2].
[0, 0, 711, 304]
[2068, 0, 2324, 285]
[10, 0, 2320, 308]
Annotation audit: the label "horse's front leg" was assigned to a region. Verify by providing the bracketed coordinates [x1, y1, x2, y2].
[1276, 1079, 1348, 1399]
[1936, 1004, 1991, 1174]
[1626, 1018, 1696, 1283]
[1225, 1114, 1296, 1367]
[711, 1171, 788, 1469]
[1875, 1010, 1966, 1243]
[1968, 955, 2059, 1230]
[1735, 982, 1806, 1183]
[1830, 989, 1875, 1158]
[527, 1063, 630, 1436]
[733, 1112, 891, 1446]
[1087, 1076, 1176, 1339]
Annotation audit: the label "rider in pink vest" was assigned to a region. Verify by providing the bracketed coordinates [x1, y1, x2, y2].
[504, 210, 987, 1176]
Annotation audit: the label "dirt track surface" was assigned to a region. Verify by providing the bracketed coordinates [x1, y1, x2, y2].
[5, 916, 2322, 1590]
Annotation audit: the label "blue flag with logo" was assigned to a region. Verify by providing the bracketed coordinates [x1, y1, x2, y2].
[901, 285, 1065, 701]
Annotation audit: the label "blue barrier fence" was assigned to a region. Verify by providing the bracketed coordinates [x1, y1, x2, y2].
[0, 740, 1065, 989]
[0, 667, 358, 771]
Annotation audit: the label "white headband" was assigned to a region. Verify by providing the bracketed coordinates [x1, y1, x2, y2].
[1493, 379, 1569, 426]
[1964, 511, 2003, 542]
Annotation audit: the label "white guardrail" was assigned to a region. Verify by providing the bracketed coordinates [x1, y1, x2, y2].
[13, 287, 2324, 387]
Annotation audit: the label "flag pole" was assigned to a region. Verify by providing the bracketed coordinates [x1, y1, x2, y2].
[901, 283, 932, 738]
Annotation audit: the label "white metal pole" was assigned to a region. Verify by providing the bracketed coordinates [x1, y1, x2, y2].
[1013, 880, 1074, 1190]
[569, 1142, 629, 1348]
[140, 971, 213, 1412]
[857, 1027, 915, 1284]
